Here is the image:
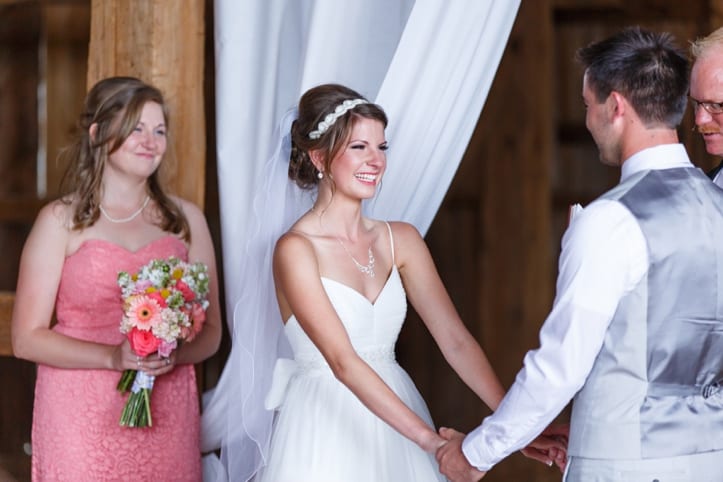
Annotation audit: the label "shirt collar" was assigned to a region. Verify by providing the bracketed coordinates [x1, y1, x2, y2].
[620, 144, 692, 182]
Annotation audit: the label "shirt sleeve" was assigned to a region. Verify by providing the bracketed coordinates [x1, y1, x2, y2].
[461, 199, 648, 471]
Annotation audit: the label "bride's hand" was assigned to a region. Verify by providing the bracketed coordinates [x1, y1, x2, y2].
[436, 427, 486, 481]
[419, 429, 448, 453]
[520, 423, 569, 472]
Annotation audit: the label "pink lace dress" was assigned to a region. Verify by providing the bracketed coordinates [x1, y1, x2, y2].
[31, 236, 201, 481]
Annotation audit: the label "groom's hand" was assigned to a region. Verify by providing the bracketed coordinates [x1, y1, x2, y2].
[435, 427, 485, 482]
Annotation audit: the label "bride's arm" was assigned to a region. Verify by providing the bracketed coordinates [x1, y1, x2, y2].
[394, 221, 567, 467]
[273, 231, 445, 453]
[392, 221, 505, 410]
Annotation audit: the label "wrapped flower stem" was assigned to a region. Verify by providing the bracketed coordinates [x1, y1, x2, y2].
[117, 368, 137, 393]
[119, 371, 155, 427]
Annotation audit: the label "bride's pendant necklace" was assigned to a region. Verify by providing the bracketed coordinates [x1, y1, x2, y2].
[310, 205, 376, 277]
[100, 195, 150, 223]
[335, 237, 376, 278]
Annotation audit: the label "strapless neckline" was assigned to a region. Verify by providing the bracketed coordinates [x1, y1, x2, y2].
[68, 235, 185, 258]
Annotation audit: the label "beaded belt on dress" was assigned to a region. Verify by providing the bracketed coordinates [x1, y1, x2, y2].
[296, 345, 395, 370]
[264, 346, 396, 410]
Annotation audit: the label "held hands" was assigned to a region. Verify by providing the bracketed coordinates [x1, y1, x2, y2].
[419, 428, 449, 454]
[136, 350, 176, 376]
[112, 339, 176, 376]
[435, 424, 568, 481]
[435, 427, 485, 482]
[520, 423, 569, 472]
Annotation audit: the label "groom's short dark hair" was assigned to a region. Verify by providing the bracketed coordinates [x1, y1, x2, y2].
[576, 26, 689, 129]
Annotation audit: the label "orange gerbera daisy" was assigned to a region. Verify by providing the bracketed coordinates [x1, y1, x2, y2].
[127, 296, 162, 330]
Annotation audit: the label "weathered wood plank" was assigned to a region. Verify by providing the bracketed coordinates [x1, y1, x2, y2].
[0, 292, 14, 356]
[87, 0, 206, 208]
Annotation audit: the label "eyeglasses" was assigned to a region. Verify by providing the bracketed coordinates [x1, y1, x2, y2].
[689, 96, 723, 115]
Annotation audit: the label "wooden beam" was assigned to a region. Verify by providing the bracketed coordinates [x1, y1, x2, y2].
[475, 2, 556, 478]
[87, 0, 206, 208]
[0, 198, 45, 223]
[43, 3, 91, 198]
[0, 292, 14, 356]
[712, 0, 723, 32]
[553, 0, 705, 19]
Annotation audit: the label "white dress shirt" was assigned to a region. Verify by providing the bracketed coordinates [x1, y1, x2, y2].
[713, 167, 723, 189]
[462, 144, 694, 471]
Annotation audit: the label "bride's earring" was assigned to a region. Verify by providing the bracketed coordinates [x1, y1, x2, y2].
[317, 170, 324, 179]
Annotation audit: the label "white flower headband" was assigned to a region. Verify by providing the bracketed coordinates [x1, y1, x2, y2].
[308, 98, 369, 139]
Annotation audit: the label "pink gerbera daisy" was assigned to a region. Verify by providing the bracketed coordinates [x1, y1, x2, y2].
[127, 296, 163, 330]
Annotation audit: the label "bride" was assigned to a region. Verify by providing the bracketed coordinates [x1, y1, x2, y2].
[249, 83, 566, 481]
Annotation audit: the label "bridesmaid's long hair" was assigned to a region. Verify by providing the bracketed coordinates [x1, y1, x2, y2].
[58, 76, 190, 241]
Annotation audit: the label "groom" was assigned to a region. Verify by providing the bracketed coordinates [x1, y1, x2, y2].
[436, 27, 723, 482]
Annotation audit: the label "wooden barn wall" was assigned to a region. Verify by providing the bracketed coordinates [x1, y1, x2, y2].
[0, 2, 90, 480]
[0, 1, 721, 480]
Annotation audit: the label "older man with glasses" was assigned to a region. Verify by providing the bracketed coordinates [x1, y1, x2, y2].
[690, 27, 723, 187]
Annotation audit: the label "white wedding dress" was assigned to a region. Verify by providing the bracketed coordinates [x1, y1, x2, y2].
[257, 228, 446, 482]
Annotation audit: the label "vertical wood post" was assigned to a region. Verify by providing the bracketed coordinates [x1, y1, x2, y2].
[712, 0, 723, 28]
[87, 0, 206, 207]
[477, 0, 554, 387]
[475, 1, 556, 478]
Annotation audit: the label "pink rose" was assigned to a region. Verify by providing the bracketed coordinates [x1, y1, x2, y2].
[181, 303, 206, 341]
[175, 280, 195, 302]
[128, 327, 161, 357]
[191, 303, 206, 328]
[185, 303, 206, 342]
[157, 339, 177, 358]
[147, 291, 167, 308]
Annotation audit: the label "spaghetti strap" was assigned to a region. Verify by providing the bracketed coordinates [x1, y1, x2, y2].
[384, 221, 395, 265]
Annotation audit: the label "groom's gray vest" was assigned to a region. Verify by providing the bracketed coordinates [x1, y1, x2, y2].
[568, 167, 723, 460]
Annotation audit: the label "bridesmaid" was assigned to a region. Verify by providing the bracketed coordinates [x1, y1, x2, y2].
[11, 76, 221, 481]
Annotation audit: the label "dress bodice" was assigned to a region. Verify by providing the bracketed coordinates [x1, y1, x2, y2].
[283, 266, 407, 364]
[54, 236, 188, 344]
[260, 262, 447, 482]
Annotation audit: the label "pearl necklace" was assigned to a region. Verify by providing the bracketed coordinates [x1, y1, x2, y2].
[99, 196, 150, 223]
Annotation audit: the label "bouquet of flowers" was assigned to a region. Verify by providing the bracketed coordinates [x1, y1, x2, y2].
[116, 256, 210, 427]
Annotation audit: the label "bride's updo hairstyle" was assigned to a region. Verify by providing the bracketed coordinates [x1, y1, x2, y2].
[289, 83, 387, 190]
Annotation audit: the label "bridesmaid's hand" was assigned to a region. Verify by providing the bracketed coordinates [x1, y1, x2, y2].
[111, 339, 140, 371]
[111, 340, 176, 376]
[137, 350, 177, 376]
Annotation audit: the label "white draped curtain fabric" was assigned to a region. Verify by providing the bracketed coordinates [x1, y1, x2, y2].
[202, 1, 520, 480]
